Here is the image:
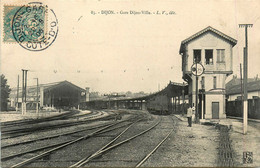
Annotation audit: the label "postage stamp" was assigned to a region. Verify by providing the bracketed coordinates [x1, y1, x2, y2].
[3, 6, 22, 42]
[3, 2, 58, 51]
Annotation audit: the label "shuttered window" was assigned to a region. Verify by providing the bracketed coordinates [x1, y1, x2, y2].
[217, 49, 225, 63]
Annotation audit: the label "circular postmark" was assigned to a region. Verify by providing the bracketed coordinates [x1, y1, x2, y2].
[12, 2, 58, 51]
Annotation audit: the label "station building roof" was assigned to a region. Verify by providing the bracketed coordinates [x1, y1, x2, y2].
[88, 81, 188, 102]
[10, 80, 85, 98]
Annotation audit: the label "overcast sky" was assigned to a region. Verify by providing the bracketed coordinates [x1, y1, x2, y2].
[1, 0, 260, 93]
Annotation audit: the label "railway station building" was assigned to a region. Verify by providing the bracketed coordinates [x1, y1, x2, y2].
[9, 81, 89, 110]
[179, 26, 237, 119]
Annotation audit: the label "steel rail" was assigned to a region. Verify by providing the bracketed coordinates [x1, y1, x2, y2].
[70, 117, 161, 167]
[2, 113, 140, 148]
[2, 122, 134, 161]
[136, 128, 174, 167]
[1, 121, 119, 149]
[70, 119, 143, 167]
[136, 116, 176, 167]
[9, 122, 118, 168]
[9, 114, 141, 168]
[1, 110, 80, 127]
[1, 111, 115, 139]
[1, 111, 102, 134]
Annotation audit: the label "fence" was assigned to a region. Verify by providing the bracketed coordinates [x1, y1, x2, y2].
[226, 98, 260, 119]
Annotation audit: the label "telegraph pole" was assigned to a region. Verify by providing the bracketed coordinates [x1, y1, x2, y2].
[34, 78, 39, 116]
[16, 75, 19, 112]
[24, 70, 28, 102]
[21, 69, 29, 115]
[240, 64, 244, 120]
[239, 24, 253, 134]
[22, 70, 25, 114]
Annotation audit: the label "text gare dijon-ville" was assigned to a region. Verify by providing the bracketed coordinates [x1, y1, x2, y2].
[91, 10, 176, 15]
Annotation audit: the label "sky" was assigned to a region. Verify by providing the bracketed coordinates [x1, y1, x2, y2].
[1, 0, 260, 93]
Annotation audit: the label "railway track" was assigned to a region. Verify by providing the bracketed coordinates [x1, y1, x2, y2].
[136, 116, 176, 167]
[5, 114, 144, 168]
[1, 110, 97, 132]
[69, 117, 162, 167]
[2, 110, 173, 167]
[68, 115, 176, 167]
[1, 121, 123, 149]
[2, 121, 135, 162]
[1, 110, 80, 127]
[1, 111, 113, 139]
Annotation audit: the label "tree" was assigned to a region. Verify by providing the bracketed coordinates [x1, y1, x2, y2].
[1, 74, 11, 111]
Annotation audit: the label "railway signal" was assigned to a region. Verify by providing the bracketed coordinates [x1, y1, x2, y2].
[191, 63, 205, 123]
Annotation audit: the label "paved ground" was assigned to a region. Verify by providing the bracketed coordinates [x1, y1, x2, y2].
[175, 114, 260, 167]
[150, 115, 219, 167]
[227, 119, 260, 167]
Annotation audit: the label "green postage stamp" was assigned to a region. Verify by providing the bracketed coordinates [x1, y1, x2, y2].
[2, 3, 58, 51]
[3, 5, 47, 42]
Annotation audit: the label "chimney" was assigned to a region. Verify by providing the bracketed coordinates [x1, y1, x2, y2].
[85, 87, 90, 102]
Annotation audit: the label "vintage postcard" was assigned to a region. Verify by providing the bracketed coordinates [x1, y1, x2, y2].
[0, 0, 259, 167]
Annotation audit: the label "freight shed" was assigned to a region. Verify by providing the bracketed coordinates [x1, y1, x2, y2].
[9, 81, 88, 110]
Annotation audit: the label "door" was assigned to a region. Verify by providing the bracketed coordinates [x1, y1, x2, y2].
[212, 102, 219, 119]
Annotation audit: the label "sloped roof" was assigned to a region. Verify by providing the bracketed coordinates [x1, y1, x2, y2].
[226, 77, 256, 89]
[226, 80, 260, 95]
[11, 80, 85, 93]
[44, 80, 85, 92]
[179, 26, 237, 54]
[88, 81, 188, 102]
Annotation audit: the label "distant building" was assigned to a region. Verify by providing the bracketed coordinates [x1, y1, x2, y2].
[85, 87, 90, 102]
[89, 92, 104, 101]
[179, 26, 237, 119]
[226, 75, 260, 101]
[9, 80, 88, 110]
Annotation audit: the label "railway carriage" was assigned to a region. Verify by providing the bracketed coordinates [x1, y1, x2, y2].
[146, 94, 170, 115]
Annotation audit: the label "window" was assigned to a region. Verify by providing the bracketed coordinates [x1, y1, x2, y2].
[193, 50, 201, 63]
[217, 49, 225, 63]
[205, 49, 213, 65]
[213, 76, 217, 89]
[201, 76, 205, 89]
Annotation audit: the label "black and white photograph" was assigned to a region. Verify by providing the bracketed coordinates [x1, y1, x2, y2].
[0, 0, 259, 167]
